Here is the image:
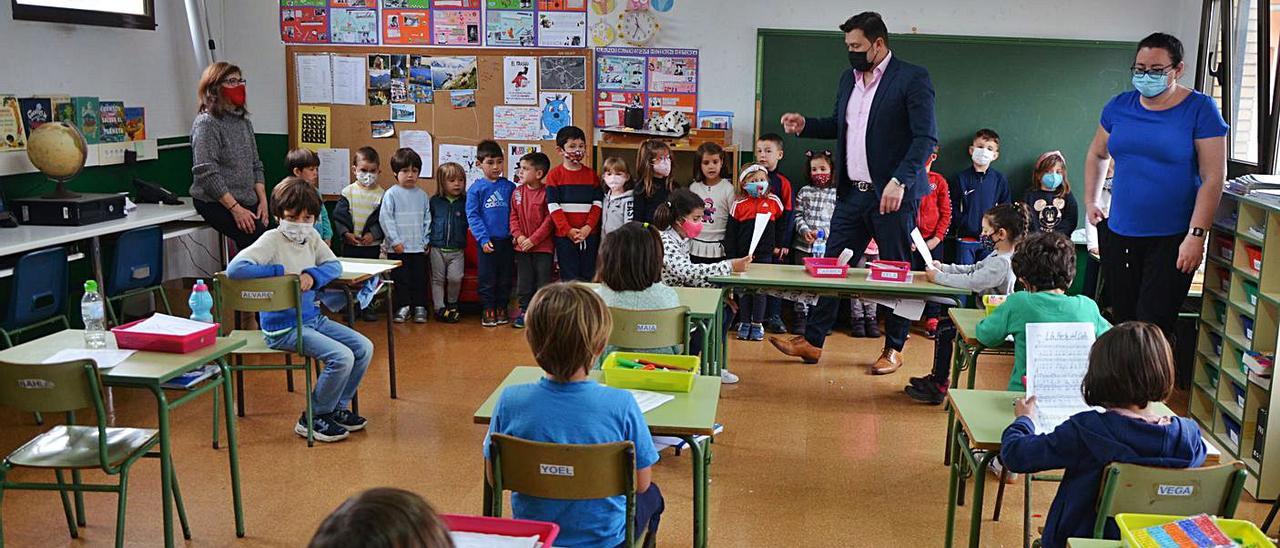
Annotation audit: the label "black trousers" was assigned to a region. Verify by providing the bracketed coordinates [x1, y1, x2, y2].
[804, 188, 917, 350]
[194, 198, 268, 251]
[388, 252, 428, 308]
[515, 252, 554, 310]
[342, 243, 382, 260]
[1097, 219, 1195, 341]
[478, 238, 515, 309]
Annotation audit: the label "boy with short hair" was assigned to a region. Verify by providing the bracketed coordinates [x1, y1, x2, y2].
[228, 177, 372, 443]
[754, 133, 795, 334]
[509, 152, 555, 328]
[483, 283, 664, 546]
[467, 139, 517, 327]
[332, 147, 385, 321]
[380, 148, 431, 323]
[953, 128, 1010, 264]
[546, 125, 603, 282]
[286, 148, 333, 246]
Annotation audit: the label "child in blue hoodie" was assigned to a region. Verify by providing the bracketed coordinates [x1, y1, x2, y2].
[1002, 322, 1206, 548]
[467, 140, 517, 327]
[227, 177, 373, 443]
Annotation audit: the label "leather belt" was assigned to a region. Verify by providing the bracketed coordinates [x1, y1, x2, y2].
[852, 180, 873, 192]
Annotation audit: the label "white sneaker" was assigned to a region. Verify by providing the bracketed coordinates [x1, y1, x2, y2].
[720, 369, 740, 384]
[988, 456, 1019, 484]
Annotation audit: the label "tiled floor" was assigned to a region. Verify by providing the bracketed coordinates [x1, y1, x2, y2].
[0, 316, 1273, 546]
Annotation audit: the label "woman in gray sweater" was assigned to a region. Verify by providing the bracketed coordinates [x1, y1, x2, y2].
[190, 61, 269, 249]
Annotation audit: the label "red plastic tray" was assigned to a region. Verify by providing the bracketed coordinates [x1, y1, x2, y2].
[803, 257, 849, 278]
[111, 318, 219, 354]
[1246, 244, 1263, 272]
[442, 514, 559, 545]
[868, 260, 912, 283]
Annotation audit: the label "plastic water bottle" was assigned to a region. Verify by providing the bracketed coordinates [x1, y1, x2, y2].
[81, 280, 107, 349]
[812, 229, 827, 258]
[189, 279, 214, 323]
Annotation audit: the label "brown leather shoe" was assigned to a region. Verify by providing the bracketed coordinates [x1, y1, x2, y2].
[870, 348, 904, 375]
[769, 335, 822, 364]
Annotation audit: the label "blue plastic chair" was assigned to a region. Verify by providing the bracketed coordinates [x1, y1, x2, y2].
[104, 226, 171, 325]
[1, 246, 70, 348]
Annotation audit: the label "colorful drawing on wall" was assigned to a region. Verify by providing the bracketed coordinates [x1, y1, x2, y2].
[590, 20, 616, 47]
[493, 106, 542, 141]
[330, 7, 378, 44]
[596, 55, 644, 90]
[506, 143, 542, 180]
[433, 8, 481, 45]
[536, 11, 586, 47]
[649, 0, 673, 12]
[647, 55, 697, 93]
[485, 10, 535, 47]
[595, 47, 698, 129]
[503, 56, 538, 105]
[539, 56, 586, 90]
[282, 0, 326, 5]
[594, 90, 641, 127]
[431, 56, 479, 90]
[383, 9, 431, 44]
[381, 0, 430, 7]
[539, 92, 572, 139]
[280, 7, 329, 43]
[647, 92, 695, 118]
[330, 0, 373, 6]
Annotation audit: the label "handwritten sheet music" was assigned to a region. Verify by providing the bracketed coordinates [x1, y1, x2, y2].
[1025, 322, 1100, 434]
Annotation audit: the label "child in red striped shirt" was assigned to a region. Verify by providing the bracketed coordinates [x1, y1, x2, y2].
[546, 125, 604, 281]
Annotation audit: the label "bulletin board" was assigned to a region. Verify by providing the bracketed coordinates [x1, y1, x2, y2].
[285, 44, 594, 196]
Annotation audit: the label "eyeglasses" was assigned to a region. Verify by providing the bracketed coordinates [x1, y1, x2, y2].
[221, 78, 247, 86]
[1130, 66, 1171, 78]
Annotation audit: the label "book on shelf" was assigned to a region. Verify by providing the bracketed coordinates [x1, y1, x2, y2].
[123, 107, 145, 141]
[71, 96, 99, 144]
[0, 95, 26, 151]
[98, 101, 125, 143]
[1243, 351, 1273, 377]
[17, 97, 51, 136]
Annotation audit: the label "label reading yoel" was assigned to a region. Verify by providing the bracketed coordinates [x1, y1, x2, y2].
[539, 464, 574, 477]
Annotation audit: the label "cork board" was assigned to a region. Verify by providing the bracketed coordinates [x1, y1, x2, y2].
[285, 45, 593, 196]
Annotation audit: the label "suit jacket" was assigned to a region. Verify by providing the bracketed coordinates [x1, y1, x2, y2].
[800, 56, 938, 201]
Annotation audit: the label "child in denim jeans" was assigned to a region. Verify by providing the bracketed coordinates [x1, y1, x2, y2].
[228, 177, 372, 443]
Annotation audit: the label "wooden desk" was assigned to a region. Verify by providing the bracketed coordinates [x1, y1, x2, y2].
[708, 263, 971, 298]
[333, 258, 402, 401]
[582, 282, 728, 375]
[474, 366, 720, 547]
[0, 329, 247, 548]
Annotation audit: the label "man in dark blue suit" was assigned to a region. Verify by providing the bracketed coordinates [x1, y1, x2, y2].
[771, 11, 937, 375]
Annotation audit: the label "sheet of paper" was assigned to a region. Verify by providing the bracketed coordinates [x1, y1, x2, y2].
[1026, 322, 1100, 434]
[42, 348, 136, 369]
[295, 54, 333, 104]
[506, 143, 541, 180]
[331, 55, 366, 105]
[911, 227, 934, 266]
[399, 130, 433, 174]
[503, 56, 538, 105]
[863, 297, 926, 320]
[115, 314, 211, 337]
[317, 148, 348, 195]
[341, 260, 396, 277]
[297, 105, 331, 151]
[493, 106, 543, 140]
[627, 389, 675, 414]
[439, 144, 483, 188]
[746, 212, 771, 257]
[449, 531, 540, 548]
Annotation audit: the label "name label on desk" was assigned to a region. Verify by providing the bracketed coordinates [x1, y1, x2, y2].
[240, 290, 274, 300]
[1155, 484, 1195, 496]
[539, 464, 574, 477]
[634, 323, 657, 333]
[16, 379, 54, 389]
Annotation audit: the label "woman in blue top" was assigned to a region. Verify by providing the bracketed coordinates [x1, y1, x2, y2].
[1083, 32, 1228, 342]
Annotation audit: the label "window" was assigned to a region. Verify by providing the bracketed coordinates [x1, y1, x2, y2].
[11, 0, 156, 30]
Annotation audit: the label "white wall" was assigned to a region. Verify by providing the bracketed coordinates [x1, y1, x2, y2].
[0, 1, 204, 139]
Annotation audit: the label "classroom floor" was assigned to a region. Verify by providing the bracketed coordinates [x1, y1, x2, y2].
[0, 313, 1274, 547]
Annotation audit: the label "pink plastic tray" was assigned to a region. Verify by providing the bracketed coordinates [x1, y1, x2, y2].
[442, 514, 559, 545]
[803, 257, 849, 278]
[111, 318, 219, 354]
[868, 260, 912, 283]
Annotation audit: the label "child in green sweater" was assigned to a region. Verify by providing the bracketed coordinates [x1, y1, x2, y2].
[975, 232, 1111, 391]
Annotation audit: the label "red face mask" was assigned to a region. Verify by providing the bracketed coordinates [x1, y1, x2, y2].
[810, 173, 832, 186]
[221, 84, 246, 107]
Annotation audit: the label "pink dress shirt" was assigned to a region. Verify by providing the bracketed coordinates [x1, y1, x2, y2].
[845, 52, 893, 183]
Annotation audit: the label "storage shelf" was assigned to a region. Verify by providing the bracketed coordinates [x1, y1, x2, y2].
[1228, 298, 1258, 319]
[1198, 349, 1222, 368]
[1234, 266, 1261, 283]
[1239, 229, 1266, 246]
[1218, 399, 1245, 423]
[1223, 365, 1248, 388]
[1208, 254, 1233, 268]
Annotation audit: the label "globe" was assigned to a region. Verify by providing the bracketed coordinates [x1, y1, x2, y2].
[26, 121, 88, 198]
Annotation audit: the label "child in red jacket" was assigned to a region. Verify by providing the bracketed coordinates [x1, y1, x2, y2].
[510, 152, 555, 328]
[916, 145, 952, 338]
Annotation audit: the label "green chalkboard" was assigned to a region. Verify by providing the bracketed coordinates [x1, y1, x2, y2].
[756, 30, 1136, 208]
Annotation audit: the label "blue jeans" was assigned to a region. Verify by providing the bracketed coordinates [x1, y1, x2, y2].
[954, 239, 990, 265]
[265, 315, 373, 416]
[553, 233, 600, 282]
[478, 238, 515, 309]
[624, 482, 664, 547]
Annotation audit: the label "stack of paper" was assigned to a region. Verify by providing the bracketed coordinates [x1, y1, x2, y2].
[627, 389, 675, 414]
[42, 348, 136, 369]
[450, 531, 541, 548]
[341, 260, 396, 277]
[115, 314, 211, 336]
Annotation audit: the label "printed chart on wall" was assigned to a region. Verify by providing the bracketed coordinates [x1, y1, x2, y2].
[280, 0, 484, 46]
[485, 0, 586, 48]
[594, 47, 696, 128]
[382, 1, 431, 45]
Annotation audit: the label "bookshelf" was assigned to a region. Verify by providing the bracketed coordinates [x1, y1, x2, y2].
[1193, 192, 1280, 498]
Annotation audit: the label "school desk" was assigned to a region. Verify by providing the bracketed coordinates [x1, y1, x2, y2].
[944, 389, 1216, 548]
[582, 282, 727, 376]
[0, 329, 247, 548]
[943, 308, 1014, 466]
[333, 258, 403, 405]
[709, 263, 972, 300]
[474, 366, 720, 548]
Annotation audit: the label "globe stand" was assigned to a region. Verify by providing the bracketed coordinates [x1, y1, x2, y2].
[40, 177, 81, 200]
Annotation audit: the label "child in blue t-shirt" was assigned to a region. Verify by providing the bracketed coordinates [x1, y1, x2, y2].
[467, 139, 517, 327]
[484, 283, 664, 547]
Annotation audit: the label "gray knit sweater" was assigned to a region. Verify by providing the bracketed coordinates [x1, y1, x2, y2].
[189, 111, 264, 206]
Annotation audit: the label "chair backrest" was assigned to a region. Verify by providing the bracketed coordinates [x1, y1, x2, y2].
[0, 359, 100, 414]
[1093, 461, 1248, 536]
[607, 306, 688, 350]
[489, 433, 635, 500]
[4, 246, 68, 330]
[212, 273, 302, 316]
[106, 225, 164, 296]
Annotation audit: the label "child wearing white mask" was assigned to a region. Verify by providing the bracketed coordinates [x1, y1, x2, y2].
[952, 128, 1011, 265]
[632, 138, 676, 223]
[688, 142, 735, 264]
[332, 146, 386, 321]
[600, 156, 635, 235]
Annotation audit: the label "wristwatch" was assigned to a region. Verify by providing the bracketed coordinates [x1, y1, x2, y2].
[888, 178, 906, 189]
[1188, 227, 1207, 238]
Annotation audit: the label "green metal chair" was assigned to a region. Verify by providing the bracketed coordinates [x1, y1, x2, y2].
[211, 273, 316, 446]
[0, 358, 190, 548]
[484, 433, 653, 548]
[103, 226, 171, 326]
[1091, 461, 1247, 538]
[607, 306, 690, 352]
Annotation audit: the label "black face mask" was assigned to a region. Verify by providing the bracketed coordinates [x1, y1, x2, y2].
[848, 44, 878, 72]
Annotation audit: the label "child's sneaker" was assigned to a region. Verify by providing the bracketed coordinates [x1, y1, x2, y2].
[736, 322, 751, 340]
[413, 306, 429, 323]
[512, 312, 525, 329]
[909, 373, 946, 390]
[444, 304, 461, 323]
[295, 413, 349, 443]
[329, 409, 368, 432]
[865, 317, 882, 338]
[481, 309, 498, 328]
[434, 308, 450, 322]
[749, 323, 766, 341]
[904, 377, 949, 405]
[925, 317, 939, 339]
[764, 315, 787, 334]
[988, 457, 1019, 484]
[495, 309, 510, 325]
[720, 369, 740, 384]
[393, 306, 411, 323]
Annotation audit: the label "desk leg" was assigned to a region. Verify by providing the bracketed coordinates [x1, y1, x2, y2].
[386, 281, 397, 399]
[147, 385, 175, 548]
[944, 336, 967, 466]
[945, 429, 962, 548]
[681, 435, 710, 548]
[218, 357, 246, 537]
[969, 450, 996, 548]
[341, 286, 360, 416]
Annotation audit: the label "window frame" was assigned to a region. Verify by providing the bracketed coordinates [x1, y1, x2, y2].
[10, 0, 157, 31]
